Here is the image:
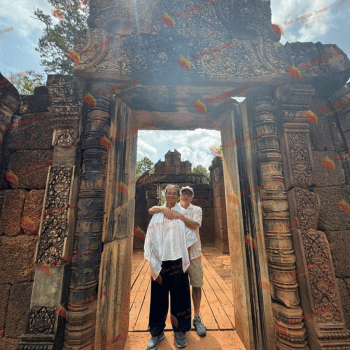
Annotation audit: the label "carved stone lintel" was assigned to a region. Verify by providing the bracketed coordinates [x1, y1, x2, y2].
[53, 128, 79, 147]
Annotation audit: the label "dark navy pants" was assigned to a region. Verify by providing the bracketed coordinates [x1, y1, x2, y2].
[148, 258, 192, 336]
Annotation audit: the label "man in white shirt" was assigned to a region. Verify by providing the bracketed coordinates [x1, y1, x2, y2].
[144, 185, 197, 350]
[149, 186, 206, 337]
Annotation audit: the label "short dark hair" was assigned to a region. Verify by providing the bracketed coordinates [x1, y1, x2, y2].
[165, 184, 180, 195]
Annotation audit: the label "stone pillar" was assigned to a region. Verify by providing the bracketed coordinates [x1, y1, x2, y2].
[18, 127, 79, 350]
[250, 90, 309, 350]
[93, 99, 137, 350]
[63, 97, 111, 349]
[277, 84, 350, 349]
[209, 157, 229, 253]
[220, 104, 276, 350]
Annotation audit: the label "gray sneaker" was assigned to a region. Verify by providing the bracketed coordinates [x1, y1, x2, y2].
[193, 317, 206, 337]
[172, 331, 187, 348]
[146, 332, 165, 350]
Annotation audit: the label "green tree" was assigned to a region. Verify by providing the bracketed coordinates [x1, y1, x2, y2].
[136, 156, 155, 178]
[33, 0, 89, 74]
[8, 71, 46, 95]
[192, 164, 210, 179]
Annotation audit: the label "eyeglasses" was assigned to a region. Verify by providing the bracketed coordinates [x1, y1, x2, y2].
[166, 192, 178, 196]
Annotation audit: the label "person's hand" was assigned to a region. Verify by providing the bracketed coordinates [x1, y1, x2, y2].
[171, 211, 186, 221]
[161, 207, 177, 220]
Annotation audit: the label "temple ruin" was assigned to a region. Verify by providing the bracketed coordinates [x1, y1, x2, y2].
[1, 0, 350, 349]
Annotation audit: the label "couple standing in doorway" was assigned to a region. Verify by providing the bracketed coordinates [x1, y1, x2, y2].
[144, 185, 206, 349]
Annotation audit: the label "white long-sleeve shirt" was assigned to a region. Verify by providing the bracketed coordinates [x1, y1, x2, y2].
[144, 202, 198, 280]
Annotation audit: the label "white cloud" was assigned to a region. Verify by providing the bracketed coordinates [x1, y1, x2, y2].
[137, 139, 158, 157]
[137, 129, 221, 170]
[1, 0, 52, 38]
[271, 0, 340, 43]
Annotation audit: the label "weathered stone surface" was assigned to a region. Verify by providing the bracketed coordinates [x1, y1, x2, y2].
[0, 337, 19, 350]
[312, 186, 350, 231]
[195, 190, 209, 199]
[326, 230, 350, 278]
[310, 99, 335, 151]
[0, 235, 37, 284]
[192, 198, 210, 208]
[6, 283, 33, 338]
[145, 190, 157, 199]
[6, 113, 52, 150]
[337, 278, 350, 329]
[0, 190, 26, 237]
[0, 285, 10, 338]
[22, 190, 45, 235]
[6, 150, 54, 189]
[312, 151, 346, 187]
[214, 195, 225, 209]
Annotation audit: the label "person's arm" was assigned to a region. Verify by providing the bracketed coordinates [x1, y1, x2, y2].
[180, 216, 200, 230]
[148, 206, 178, 220]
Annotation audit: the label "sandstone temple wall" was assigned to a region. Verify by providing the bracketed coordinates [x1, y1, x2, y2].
[307, 83, 350, 329]
[0, 74, 80, 350]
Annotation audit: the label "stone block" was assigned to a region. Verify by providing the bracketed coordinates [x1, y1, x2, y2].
[325, 231, 350, 278]
[147, 199, 158, 208]
[22, 190, 45, 235]
[312, 151, 346, 187]
[0, 338, 19, 350]
[337, 278, 350, 329]
[0, 235, 37, 284]
[192, 199, 210, 208]
[146, 190, 157, 199]
[0, 190, 26, 236]
[203, 208, 213, 219]
[312, 186, 350, 231]
[6, 113, 52, 150]
[193, 184, 210, 190]
[6, 150, 54, 189]
[212, 167, 223, 178]
[0, 191, 5, 213]
[215, 238, 230, 254]
[214, 196, 225, 209]
[309, 100, 335, 151]
[195, 190, 209, 199]
[6, 283, 33, 338]
[0, 285, 10, 337]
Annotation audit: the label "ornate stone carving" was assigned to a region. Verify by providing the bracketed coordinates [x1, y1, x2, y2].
[279, 81, 350, 348]
[63, 97, 111, 350]
[288, 188, 350, 348]
[27, 308, 56, 335]
[52, 128, 79, 147]
[283, 130, 314, 189]
[251, 91, 309, 349]
[36, 166, 74, 266]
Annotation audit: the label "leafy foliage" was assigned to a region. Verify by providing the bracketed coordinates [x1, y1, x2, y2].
[136, 156, 155, 178]
[9, 71, 46, 95]
[33, 0, 90, 75]
[192, 164, 210, 179]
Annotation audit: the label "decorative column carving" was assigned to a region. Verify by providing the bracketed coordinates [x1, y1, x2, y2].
[251, 90, 309, 350]
[278, 83, 350, 349]
[18, 127, 79, 350]
[63, 97, 111, 349]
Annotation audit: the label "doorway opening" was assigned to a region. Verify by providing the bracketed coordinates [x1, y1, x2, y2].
[125, 129, 245, 349]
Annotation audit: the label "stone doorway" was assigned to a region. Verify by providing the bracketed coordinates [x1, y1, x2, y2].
[84, 97, 276, 350]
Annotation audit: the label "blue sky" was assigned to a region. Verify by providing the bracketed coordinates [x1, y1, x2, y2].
[1, 0, 349, 170]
